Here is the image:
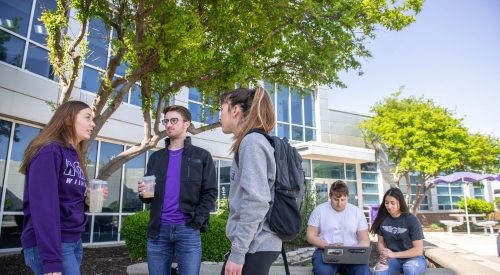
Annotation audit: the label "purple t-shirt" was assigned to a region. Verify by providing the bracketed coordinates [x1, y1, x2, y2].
[161, 148, 190, 225]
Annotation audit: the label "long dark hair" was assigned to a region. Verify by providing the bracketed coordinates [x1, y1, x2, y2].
[220, 86, 276, 155]
[369, 187, 410, 235]
[19, 101, 91, 183]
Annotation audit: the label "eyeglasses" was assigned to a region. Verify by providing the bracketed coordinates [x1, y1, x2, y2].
[161, 118, 183, 125]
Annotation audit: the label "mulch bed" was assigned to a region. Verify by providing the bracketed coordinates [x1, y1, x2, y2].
[0, 245, 144, 275]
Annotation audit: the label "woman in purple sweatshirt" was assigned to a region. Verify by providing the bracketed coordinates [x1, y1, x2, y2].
[19, 101, 99, 275]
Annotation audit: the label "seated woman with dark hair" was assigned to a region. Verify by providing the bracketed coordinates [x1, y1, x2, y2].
[370, 188, 427, 275]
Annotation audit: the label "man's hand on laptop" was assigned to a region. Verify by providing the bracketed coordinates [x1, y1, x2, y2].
[329, 242, 344, 246]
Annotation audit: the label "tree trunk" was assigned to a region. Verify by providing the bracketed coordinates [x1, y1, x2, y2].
[411, 183, 432, 216]
[404, 172, 411, 205]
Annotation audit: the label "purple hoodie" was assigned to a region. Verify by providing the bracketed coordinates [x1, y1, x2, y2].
[21, 142, 88, 274]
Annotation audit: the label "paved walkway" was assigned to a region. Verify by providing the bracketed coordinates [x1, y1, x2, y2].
[423, 232, 500, 273]
[128, 232, 500, 275]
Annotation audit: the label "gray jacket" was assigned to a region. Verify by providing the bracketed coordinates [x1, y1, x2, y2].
[226, 133, 282, 264]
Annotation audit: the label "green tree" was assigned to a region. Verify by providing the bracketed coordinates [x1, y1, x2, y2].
[41, 0, 424, 180]
[359, 91, 499, 215]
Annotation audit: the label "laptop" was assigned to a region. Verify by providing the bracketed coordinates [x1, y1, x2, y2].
[322, 246, 372, 264]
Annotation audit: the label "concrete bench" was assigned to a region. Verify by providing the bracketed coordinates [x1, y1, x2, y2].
[473, 220, 498, 236]
[439, 220, 463, 235]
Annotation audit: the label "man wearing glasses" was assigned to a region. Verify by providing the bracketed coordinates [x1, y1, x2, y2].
[138, 105, 218, 275]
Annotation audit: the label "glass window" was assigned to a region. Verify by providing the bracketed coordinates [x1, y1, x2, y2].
[305, 128, 315, 142]
[219, 160, 231, 199]
[362, 183, 378, 193]
[86, 17, 109, 68]
[361, 173, 378, 182]
[345, 164, 356, 180]
[30, 0, 57, 45]
[98, 141, 123, 213]
[301, 159, 311, 178]
[6, 124, 40, 212]
[304, 92, 315, 127]
[361, 163, 377, 172]
[86, 140, 97, 180]
[291, 89, 303, 125]
[188, 87, 201, 102]
[81, 66, 101, 93]
[0, 120, 12, 199]
[315, 183, 329, 202]
[276, 85, 289, 122]
[123, 148, 145, 213]
[436, 182, 462, 210]
[474, 187, 484, 199]
[0, 0, 32, 36]
[291, 125, 303, 141]
[25, 43, 53, 78]
[0, 30, 25, 67]
[363, 195, 379, 205]
[188, 102, 219, 124]
[0, 215, 24, 248]
[93, 215, 118, 242]
[129, 84, 142, 107]
[264, 82, 275, 107]
[312, 160, 344, 179]
[277, 123, 290, 140]
[347, 181, 358, 206]
[111, 29, 127, 76]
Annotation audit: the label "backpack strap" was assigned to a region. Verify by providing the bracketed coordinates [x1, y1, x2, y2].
[234, 129, 273, 166]
[282, 243, 290, 275]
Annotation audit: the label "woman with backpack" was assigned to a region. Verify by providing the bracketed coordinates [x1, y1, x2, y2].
[370, 188, 426, 275]
[218, 86, 281, 275]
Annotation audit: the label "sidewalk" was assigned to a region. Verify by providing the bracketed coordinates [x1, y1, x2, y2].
[128, 232, 500, 275]
[423, 231, 500, 274]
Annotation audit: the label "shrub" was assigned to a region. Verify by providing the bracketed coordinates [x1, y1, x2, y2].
[457, 197, 494, 214]
[121, 210, 150, 260]
[201, 199, 231, 262]
[429, 223, 441, 229]
[289, 181, 327, 246]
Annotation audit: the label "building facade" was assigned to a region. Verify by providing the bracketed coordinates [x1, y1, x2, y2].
[1, 0, 497, 253]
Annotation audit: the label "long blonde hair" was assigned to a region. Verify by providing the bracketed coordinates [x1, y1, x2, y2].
[220, 86, 276, 155]
[19, 101, 91, 183]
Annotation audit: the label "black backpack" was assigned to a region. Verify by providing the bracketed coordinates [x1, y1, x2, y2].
[236, 129, 306, 275]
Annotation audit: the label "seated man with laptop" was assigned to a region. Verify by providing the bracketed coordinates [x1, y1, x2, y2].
[306, 180, 372, 275]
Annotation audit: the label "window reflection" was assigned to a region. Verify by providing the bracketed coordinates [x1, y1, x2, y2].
[219, 161, 231, 200]
[277, 123, 290, 140]
[0, 0, 32, 37]
[304, 92, 315, 127]
[305, 128, 315, 142]
[292, 125, 303, 141]
[312, 160, 344, 179]
[30, 0, 57, 45]
[98, 141, 123, 213]
[277, 85, 289, 122]
[123, 147, 145, 213]
[6, 124, 40, 212]
[0, 215, 23, 248]
[0, 120, 12, 197]
[86, 17, 109, 69]
[0, 30, 25, 68]
[81, 66, 101, 93]
[93, 215, 118, 242]
[291, 89, 302, 125]
[25, 43, 54, 78]
[188, 102, 219, 124]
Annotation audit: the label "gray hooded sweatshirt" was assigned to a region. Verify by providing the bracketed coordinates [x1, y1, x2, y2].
[226, 133, 282, 264]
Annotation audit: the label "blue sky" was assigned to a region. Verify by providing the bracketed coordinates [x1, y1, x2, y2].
[328, 0, 500, 137]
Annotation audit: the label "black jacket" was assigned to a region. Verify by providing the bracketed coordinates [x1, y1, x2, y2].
[139, 137, 217, 239]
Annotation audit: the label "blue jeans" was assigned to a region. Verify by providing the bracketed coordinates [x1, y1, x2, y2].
[23, 239, 83, 275]
[147, 224, 201, 275]
[373, 255, 427, 275]
[312, 248, 372, 275]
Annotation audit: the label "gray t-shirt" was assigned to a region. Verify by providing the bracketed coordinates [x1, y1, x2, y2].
[377, 214, 424, 254]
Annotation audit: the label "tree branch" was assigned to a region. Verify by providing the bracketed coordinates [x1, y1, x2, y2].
[187, 122, 221, 135]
